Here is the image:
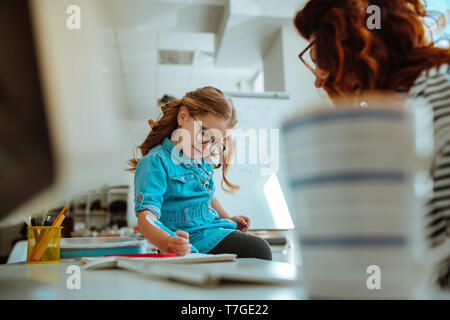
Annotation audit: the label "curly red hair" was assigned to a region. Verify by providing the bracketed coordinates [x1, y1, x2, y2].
[294, 0, 450, 98]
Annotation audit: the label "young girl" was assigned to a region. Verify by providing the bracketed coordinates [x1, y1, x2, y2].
[127, 86, 272, 260]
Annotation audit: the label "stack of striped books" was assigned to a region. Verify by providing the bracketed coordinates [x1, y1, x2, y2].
[282, 107, 424, 299]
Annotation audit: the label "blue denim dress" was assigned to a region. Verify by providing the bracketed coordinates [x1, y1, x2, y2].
[134, 137, 237, 253]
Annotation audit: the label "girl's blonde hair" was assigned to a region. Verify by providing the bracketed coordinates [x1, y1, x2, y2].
[126, 86, 240, 194]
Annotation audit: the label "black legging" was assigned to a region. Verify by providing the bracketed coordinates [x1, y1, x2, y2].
[208, 231, 272, 260]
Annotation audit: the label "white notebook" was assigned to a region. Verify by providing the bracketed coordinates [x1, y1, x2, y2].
[81, 253, 237, 270]
[81, 254, 299, 287]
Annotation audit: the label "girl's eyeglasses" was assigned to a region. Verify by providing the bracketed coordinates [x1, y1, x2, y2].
[193, 119, 227, 157]
[298, 41, 318, 77]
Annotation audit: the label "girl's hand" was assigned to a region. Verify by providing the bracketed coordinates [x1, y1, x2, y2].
[165, 230, 192, 256]
[230, 215, 250, 232]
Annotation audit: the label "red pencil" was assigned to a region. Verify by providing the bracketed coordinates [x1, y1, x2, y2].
[104, 253, 177, 258]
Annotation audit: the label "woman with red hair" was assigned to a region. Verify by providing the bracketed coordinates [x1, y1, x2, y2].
[294, 0, 450, 289]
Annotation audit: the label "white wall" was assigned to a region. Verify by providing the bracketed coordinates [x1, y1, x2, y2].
[280, 23, 332, 110]
[118, 118, 159, 227]
[113, 119, 153, 185]
[263, 29, 285, 92]
[263, 23, 333, 112]
[81, 110, 162, 228]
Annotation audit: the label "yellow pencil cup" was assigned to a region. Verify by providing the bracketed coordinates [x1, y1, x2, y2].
[26, 226, 62, 264]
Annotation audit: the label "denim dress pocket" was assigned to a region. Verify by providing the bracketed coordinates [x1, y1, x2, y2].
[169, 172, 198, 194]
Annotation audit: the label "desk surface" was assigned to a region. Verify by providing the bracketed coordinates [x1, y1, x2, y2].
[3, 259, 449, 300]
[0, 259, 306, 300]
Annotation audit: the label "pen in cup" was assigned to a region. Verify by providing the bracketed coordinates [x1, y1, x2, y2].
[29, 205, 67, 262]
[26, 216, 41, 241]
[43, 216, 52, 226]
[30, 217, 38, 226]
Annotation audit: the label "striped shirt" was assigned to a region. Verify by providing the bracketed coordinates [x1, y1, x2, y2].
[409, 64, 450, 288]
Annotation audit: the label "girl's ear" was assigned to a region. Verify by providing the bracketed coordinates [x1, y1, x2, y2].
[177, 106, 190, 126]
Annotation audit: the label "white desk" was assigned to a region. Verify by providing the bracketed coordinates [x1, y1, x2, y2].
[0, 259, 306, 300]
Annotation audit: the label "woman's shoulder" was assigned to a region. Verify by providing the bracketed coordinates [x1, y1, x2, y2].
[409, 64, 450, 99]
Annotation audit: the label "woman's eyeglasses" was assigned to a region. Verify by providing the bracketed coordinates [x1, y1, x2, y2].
[298, 41, 318, 76]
